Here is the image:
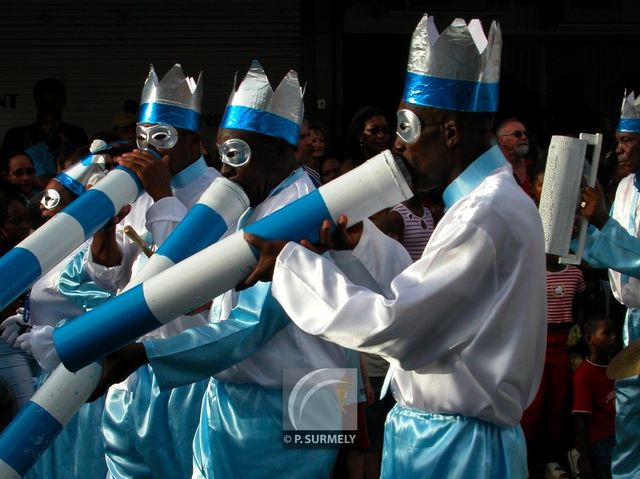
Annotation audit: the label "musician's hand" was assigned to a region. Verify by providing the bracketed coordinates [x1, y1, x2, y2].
[87, 343, 148, 402]
[238, 234, 289, 291]
[91, 204, 131, 267]
[579, 183, 607, 229]
[319, 215, 363, 251]
[292, 216, 364, 253]
[239, 216, 363, 291]
[119, 149, 172, 201]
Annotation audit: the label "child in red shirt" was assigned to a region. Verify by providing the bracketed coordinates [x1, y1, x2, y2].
[572, 313, 618, 479]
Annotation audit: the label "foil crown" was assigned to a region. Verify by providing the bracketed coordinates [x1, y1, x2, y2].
[221, 60, 304, 146]
[618, 90, 640, 133]
[403, 14, 502, 112]
[55, 140, 115, 196]
[138, 64, 203, 131]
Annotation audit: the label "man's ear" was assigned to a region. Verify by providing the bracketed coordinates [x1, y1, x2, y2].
[443, 119, 459, 148]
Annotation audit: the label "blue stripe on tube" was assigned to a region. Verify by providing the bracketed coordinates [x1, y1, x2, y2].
[244, 189, 333, 258]
[0, 401, 63, 476]
[157, 204, 228, 264]
[54, 284, 162, 372]
[62, 189, 117, 239]
[55, 189, 332, 370]
[0, 247, 42, 310]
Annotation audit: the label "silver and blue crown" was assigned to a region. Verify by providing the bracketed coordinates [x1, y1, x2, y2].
[55, 140, 121, 195]
[402, 15, 502, 112]
[138, 64, 203, 131]
[618, 90, 640, 133]
[220, 60, 304, 146]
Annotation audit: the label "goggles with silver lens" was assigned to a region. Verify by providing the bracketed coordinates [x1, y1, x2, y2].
[136, 124, 179, 150]
[41, 189, 61, 210]
[396, 109, 423, 145]
[217, 139, 251, 167]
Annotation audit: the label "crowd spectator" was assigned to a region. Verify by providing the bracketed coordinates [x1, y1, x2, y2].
[343, 106, 391, 173]
[572, 313, 618, 479]
[320, 156, 343, 184]
[0, 182, 35, 417]
[111, 99, 139, 144]
[295, 118, 321, 185]
[497, 117, 535, 198]
[2, 78, 88, 190]
[309, 123, 327, 164]
[0, 150, 40, 206]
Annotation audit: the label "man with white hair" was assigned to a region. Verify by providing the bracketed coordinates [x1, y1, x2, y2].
[497, 117, 534, 197]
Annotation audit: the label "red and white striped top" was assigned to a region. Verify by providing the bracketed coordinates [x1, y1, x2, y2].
[546, 265, 586, 324]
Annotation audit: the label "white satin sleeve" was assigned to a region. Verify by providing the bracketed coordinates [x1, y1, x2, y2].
[145, 196, 188, 246]
[83, 195, 188, 291]
[83, 234, 130, 292]
[272, 220, 497, 371]
[29, 324, 61, 370]
[349, 218, 412, 294]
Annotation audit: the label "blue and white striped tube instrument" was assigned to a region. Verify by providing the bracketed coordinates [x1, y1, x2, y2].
[54, 149, 413, 373]
[0, 176, 249, 479]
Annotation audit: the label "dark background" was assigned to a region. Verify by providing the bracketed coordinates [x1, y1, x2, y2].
[1, 0, 639, 154]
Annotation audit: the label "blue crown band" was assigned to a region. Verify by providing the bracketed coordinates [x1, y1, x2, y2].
[403, 71, 499, 112]
[80, 153, 94, 166]
[221, 105, 300, 146]
[139, 102, 200, 131]
[55, 172, 85, 196]
[617, 118, 640, 133]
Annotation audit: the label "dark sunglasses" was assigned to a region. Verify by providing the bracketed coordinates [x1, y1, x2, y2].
[501, 130, 529, 139]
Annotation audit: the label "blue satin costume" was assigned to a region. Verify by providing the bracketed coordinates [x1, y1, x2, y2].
[144, 169, 343, 478]
[98, 159, 218, 479]
[25, 247, 111, 479]
[383, 406, 526, 478]
[583, 216, 640, 479]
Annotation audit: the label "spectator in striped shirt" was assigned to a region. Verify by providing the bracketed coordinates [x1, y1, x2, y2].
[521, 253, 586, 479]
[380, 193, 435, 262]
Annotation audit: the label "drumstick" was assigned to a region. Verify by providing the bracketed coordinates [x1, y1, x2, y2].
[124, 225, 154, 257]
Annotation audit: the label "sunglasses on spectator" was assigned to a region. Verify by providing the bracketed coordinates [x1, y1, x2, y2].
[501, 130, 529, 139]
[9, 167, 35, 177]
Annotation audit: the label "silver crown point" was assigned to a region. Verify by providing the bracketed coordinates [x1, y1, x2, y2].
[228, 60, 304, 127]
[140, 63, 203, 113]
[235, 60, 273, 107]
[621, 90, 640, 119]
[272, 69, 304, 121]
[407, 14, 501, 84]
